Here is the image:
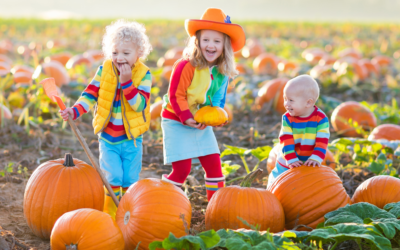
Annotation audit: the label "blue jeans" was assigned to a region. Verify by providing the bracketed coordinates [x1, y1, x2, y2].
[99, 138, 143, 188]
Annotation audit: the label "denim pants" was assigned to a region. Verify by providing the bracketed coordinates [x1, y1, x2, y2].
[99, 137, 143, 188]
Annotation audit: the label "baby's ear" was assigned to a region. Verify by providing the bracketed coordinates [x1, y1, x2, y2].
[307, 98, 315, 107]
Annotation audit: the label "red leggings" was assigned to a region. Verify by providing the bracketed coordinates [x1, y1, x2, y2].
[167, 153, 223, 183]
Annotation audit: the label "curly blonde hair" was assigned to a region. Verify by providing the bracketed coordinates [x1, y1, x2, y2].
[183, 30, 238, 78]
[102, 19, 152, 60]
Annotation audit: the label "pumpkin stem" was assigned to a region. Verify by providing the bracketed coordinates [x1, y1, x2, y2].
[239, 169, 263, 187]
[66, 244, 77, 250]
[63, 153, 75, 167]
[208, 95, 213, 107]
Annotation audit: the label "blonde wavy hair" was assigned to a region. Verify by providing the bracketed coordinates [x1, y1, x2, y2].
[184, 30, 238, 78]
[102, 19, 152, 60]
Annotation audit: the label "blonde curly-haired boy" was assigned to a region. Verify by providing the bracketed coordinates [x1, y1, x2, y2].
[60, 19, 153, 219]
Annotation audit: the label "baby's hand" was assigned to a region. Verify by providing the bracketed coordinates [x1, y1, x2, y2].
[288, 160, 303, 169]
[185, 118, 207, 130]
[304, 159, 321, 167]
[59, 108, 74, 121]
[119, 63, 132, 84]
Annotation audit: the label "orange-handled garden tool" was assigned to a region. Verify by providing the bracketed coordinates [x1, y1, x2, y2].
[40, 78, 119, 207]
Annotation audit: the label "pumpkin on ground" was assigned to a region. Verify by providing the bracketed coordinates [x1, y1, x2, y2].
[66, 54, 94, 69]
[241, 38, 264, 58]
[116, 178, 191, 250]
[368, 124, 400, 141]
[149, 100, 163, 130]
[253, 53, 280, 75]
[50, 208, 124, 250]
[255, 77, 289, 114]
[267, 145, 336, 173]
[337, 48, 362, 60]
[267, 166, 351, 230]
[331, 101, 377, 137]
[44, 52, 73, 66]
[194, 96, 228, 126]
[23, 154, 104, 239]
[206, 170, 284, 233]
[41, 61, 70, 86]
[352, 176, 400, 208]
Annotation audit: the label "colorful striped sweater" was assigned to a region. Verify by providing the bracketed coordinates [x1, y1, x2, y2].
[161, 59, 229, 123]
[72, 65, 152, 144]
[277, 106, 330, 167]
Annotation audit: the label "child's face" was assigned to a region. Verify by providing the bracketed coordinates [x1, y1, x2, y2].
[111, 41, 139, 71]
[283, 86, 312, 117]
[199, 30, 224, 66]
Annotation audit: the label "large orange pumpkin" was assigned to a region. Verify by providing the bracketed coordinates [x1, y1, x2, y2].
[359, 59, 380, 77]
[23, 154, 104, 239]
[267, 166, 351, 230]
[164, 47, 184, 59]
[368, 124, 400, 141]
[253, 53, 280, 75]
[116, 178, 191, 250]
[66, 54, 94, 69]
[50, 208, 124, 250]
[267, 145, 336, 173]
[157, 56, 180, 68]
[149, 100, 163, 130]
[352, 176, 400, 208]
[331, 101, 377, 137]
[336, 60, 368, 81]
[41, 61, 70, 86]
[83, 49, 104, 61]
[206, 170, 284, 232]
[255, 77, 289, 114]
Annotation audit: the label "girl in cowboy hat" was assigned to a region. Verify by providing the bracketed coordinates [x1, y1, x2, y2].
[161, 8, 246, 201]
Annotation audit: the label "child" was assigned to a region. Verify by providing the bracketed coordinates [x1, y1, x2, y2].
[59, 19, 152, 219]
[161, 8, 245, 201]
[267, 75, 330, 188]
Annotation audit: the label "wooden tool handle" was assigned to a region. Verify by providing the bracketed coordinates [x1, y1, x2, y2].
[67, 116, 119, 206]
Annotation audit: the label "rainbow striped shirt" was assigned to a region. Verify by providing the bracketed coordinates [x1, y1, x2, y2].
[277, 106, 330, 167]
[72, 65, 151, 144]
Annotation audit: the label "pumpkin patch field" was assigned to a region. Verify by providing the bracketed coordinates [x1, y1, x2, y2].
[2, 19, 400, 249]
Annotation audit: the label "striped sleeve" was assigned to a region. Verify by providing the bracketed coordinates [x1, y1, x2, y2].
[308, 112, 330, 164]
[121, 70, 152, 112]
[279, 114, 300, 164]
[168, 60, 195, 123]
[72, 66, 102, 119]
[211, 76, 229, 108]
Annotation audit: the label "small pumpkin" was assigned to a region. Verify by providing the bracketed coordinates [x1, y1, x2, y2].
[302, 49, 327, 64]
[161, 66, 173, 80]
[157, 56, 180, 68]
[66, 54, 94, 69]
[336, 60, 368, 81]
[50, 208, 124, 250]
[331, 101, 377, 137]
[194, 96, 228, 126]
[149, 100, 164, 130]
[23, 153, 104, 239]
[44, 52, 73, 66]
[255, 77, 289, 114]
[359, 59, 380, 77]
[267, 166, 351, 230]
[253, 53, 279, 75]
[164, 47, 184, 59]
[368, 124, 400, 141]
[277, 61, 297, 73]
[241, 38, 264, 58]
[206, 170, 284, 233]
[337, 48, 362, 60]
[116, 178, 191, 250]
[41, 61, 70, 86]
[13, 71, 32, 84]
[83, 49, 104, 61]
[0, 61, 11, 72]
[0, 54, 12, 65]
[352, 176, 400, 208]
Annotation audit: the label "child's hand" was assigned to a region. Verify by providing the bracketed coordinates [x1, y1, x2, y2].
[185, 118, 207, 130]
[304, 159, 321, 167]
[118, 63, 132, 84]
[59, 108, 74, 121]
[214, 121, 228, 127]
[288, 160, 303, 169]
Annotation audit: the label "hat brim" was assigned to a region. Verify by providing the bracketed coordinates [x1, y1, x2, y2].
[185, 19, 246, 52]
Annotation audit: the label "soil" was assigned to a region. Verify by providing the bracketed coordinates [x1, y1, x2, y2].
[0, 105, 374, 249]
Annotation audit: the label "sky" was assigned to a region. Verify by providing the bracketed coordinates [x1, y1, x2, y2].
[1, 0, 400, 22]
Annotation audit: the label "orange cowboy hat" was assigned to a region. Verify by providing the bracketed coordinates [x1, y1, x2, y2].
[185, 8, 246, 52]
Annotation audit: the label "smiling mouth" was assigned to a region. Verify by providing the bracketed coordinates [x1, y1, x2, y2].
[206, 50, 216, 56]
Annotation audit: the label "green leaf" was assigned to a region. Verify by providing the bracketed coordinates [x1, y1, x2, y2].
[368, 161, 385, 175]
[221, 161, 241, 177]
[384, 202, 400, 218]
[249, 146, 272, 162]
[305, 223, 392, 250]
[221, 144, 249, 157]
[376, 153, 387, 165]
[324, 203, 396, 226]
[149, 231, 220, 250]
[364, 218, 400, 239]
[371, 143, 383, 153]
